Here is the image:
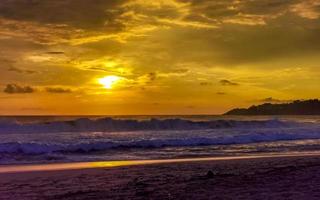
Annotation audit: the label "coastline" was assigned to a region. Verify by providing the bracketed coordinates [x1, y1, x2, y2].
[1, 153, 320, 199]
[1, 152, 320, 174]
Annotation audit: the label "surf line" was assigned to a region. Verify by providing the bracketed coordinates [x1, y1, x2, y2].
[1, 152, 320, 173]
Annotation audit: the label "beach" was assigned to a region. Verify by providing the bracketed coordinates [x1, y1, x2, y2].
[1, 154, 320, 199]
[2, 0, 320, 198]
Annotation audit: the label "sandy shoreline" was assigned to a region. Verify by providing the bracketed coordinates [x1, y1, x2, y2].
[1, 152, 320, 174]
[1, 154, 320, 199]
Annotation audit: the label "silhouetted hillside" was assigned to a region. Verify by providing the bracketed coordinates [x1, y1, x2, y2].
[225, 99, 320, 115]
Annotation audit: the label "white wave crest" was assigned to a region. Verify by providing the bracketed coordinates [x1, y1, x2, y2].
[0, 118, 297, 134]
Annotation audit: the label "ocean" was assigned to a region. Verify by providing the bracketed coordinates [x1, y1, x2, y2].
[1, 115, 320, 165]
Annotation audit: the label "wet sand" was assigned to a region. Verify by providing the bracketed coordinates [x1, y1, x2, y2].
[1, 154, 320, 199]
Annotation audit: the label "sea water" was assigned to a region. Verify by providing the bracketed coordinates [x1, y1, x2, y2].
[1, 115, 320, 164]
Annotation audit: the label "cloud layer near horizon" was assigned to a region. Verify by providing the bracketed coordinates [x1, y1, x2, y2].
[1, 0, 320, 114]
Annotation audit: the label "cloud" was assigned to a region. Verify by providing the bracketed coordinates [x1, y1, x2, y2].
[200, 82, 212, 86]
[46, 87, 72, 93]
[7, 66, 23, 73]
[179, 0, 308, 24]
[0, 0, 128, 30]
[3, 84, 34, 94]
[238, 0, 299, 15]
[45, 51, 65, 55]
[0, 0, 131, 45]
[122, 0, 217, 29]
[8, 67, 36, 74]
[290, 0, 320, 19]
[259, 97, 293, 103]
[0, 0, 320, 115]
[219, 79, 239, 86]
[138, 72, 157, 84]
[216, 92, 226, 95]
[170, 68, 189, 74]
[132, 0, 320, 67]
[147, 72, 157, 82]
[87, 67, 114, 72]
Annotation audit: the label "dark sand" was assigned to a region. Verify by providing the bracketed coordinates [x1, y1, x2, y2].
[1, 155, 320, 199]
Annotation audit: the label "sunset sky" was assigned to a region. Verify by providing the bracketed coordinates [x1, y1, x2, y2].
[1, 0, 320, 115]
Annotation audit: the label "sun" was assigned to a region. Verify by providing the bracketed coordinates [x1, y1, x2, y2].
[98, 75, 121, 89]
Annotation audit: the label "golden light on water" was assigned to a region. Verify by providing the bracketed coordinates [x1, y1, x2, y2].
[1, 153, 317, 173]
[98, 75, 121, 89]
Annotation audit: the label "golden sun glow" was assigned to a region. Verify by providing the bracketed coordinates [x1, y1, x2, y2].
[98, 75, 121, 89]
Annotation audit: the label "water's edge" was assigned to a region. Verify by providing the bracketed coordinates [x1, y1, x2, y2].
[1, 152, 320, 174]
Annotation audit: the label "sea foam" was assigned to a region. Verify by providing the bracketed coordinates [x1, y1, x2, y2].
[0, 117, 295, 134]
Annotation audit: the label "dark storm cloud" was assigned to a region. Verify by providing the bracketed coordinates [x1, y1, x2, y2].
[3, 84, 34, 94]
[0, 0, 128, 30]
[46, 87, 72, 93]
[219, 80, 239, 86]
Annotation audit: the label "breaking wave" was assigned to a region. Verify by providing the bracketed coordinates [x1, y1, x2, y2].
[0, 117, 298, 134]
[1, 127, 320, 155]
[1, 117, 319, 161]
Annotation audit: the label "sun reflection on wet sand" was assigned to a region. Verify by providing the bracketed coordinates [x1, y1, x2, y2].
[1, 152, 320, 174]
